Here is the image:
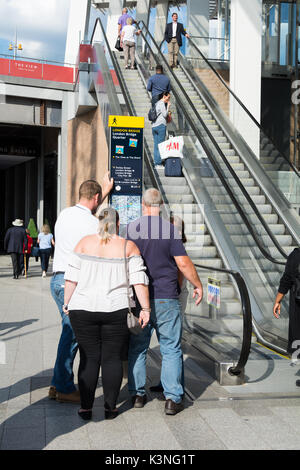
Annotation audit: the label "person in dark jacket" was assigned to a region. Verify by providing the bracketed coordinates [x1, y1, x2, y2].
[4, 219, 28, 279]
[164, 13, 189, 68]
[147, 65, 171, 106]
[273, 247, 300, 356]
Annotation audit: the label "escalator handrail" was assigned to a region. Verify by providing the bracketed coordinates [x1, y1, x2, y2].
[184, 37, 300, 177]
[138, 21, 287, 264]
[89, 17, 252, 377]
[194, 263, 252, 376]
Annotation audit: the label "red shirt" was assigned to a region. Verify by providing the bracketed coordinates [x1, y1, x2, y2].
[23, 234, 33, 254]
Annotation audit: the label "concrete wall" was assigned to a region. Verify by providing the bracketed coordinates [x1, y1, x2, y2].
[66, 105, 108, 206]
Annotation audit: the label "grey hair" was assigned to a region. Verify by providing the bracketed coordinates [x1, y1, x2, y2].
[143, 188, 163, 207]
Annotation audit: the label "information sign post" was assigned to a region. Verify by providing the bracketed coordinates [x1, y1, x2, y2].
[108, 115, 144, 232]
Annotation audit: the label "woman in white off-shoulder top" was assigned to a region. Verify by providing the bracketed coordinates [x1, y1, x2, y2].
[63, 207, 150, 421]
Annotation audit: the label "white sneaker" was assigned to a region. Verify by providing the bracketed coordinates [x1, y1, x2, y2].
[42, 271, 46, 278]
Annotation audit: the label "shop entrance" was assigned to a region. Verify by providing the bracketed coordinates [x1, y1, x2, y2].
[0, 124, 59, 251]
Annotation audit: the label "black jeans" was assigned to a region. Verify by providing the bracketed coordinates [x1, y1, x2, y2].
[40, 248, 51, 272]
[69, 309, 129, 410]
[10, 252, 21, 277]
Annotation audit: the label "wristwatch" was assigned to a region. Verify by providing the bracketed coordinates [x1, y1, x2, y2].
[62, 304, 68, 310]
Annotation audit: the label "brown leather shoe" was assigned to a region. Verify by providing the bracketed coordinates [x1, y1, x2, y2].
[165, 399, 184, 415]
[56, 390, 81, 403]
[131, 395, 147, 408]
[48, 386, 57, 400]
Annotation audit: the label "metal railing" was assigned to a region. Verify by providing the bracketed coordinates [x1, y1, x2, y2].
[194, 263, 252, 377]
[138, 20, 287, 265]
[186, 36, 300, 177]
[88, 17, 253, 379]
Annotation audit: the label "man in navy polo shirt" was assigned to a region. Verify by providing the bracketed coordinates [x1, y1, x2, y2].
[147, 64, 171, 106]
[126, 188, 203, 415]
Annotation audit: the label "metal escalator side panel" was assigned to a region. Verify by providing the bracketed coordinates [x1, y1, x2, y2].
[178, 52, 300, 247]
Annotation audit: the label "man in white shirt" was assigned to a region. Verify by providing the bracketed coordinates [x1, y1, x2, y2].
[49, 174, 113, 403]
[164, 13, 189, 68]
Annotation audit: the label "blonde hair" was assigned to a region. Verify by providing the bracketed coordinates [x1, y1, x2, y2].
[126, 17, 133, 25]
[98, 207, 119, 244]
[42, 224, 50, 234]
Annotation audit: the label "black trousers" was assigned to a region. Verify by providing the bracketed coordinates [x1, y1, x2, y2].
[69, 308, 129, 410]
[40, 248, 51, 272]
[10, 252, 22, 277]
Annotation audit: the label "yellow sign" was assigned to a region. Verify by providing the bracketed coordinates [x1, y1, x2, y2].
[108, 115, 144, 129]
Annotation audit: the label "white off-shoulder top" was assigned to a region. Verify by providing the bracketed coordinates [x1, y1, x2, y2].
[64, 252, 149, 313]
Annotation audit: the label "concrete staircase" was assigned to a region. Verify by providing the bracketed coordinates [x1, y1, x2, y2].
[192, 65, 297, 203]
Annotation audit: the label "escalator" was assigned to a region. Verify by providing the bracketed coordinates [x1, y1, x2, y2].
[88, 18, 299, 384]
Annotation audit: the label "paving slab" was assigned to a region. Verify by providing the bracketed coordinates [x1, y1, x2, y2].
[1, 254, 300, 452]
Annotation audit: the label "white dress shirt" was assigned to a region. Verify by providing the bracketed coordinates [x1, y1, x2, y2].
[52, 204, 99, 273]
[172, 22, 177, 38]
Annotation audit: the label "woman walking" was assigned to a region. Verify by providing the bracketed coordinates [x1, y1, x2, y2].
[37, 224, 55, 277]
[120, 17, 141, 69]
[63, 207, 150, 420]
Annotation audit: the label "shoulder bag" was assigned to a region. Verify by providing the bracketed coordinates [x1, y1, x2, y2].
[124, 241, 143, 334]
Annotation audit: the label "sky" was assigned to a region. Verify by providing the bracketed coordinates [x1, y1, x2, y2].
[0, 0, 71, 64]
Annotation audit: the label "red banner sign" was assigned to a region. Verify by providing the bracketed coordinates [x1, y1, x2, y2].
[0, 58, 74, 83]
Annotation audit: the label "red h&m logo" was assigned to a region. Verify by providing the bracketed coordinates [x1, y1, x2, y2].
[166, 141, 179, 151]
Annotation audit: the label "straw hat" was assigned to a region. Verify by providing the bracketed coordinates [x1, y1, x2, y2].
[12, 219, 24, 227]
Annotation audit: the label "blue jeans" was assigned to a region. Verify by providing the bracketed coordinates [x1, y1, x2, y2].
[50, 273, 78, 393]
[128, 299, 184, 403]
[152, 124, 166, 166]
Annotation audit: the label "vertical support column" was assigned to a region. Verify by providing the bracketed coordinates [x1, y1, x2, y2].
[64, 0, 90, 65]
[25, 162, 30, 224]
[57, 130, 62, 216]
[5, 169, 14, 228]
[230, 0, 262, 157]
[59, 91, 70, 212]
[186, 0, 209, 58]
[37, 128, 44, 231]
[136, 0, 151, 51]
[106, 0, 123, 50]
[154, 0, 168, 47]
[136, 0, 151, 26]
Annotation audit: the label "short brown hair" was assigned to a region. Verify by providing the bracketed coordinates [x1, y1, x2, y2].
[79, 180, 102, 201]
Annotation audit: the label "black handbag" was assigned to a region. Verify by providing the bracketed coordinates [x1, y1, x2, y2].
[124, 241, 142, 335]
[115, 37, 123, 51]
[31, 246, 40, 257]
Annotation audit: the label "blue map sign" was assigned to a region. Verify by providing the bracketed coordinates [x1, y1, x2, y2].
[108, 115, 144, 225]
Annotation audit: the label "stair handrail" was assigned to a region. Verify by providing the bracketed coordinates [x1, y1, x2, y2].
[194, 263, 252, 377]
[138, 21, 287, 264]
[186, 37, 300, 177]
[90, 17, 252, 377]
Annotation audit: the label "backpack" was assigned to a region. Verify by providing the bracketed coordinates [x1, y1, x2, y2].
[148, 104, 159, 122]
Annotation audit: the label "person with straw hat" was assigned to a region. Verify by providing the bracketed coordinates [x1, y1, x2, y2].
[4, 219, 28, 279]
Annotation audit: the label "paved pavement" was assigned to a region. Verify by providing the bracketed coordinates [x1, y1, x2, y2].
[1, 254, 300, 451]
